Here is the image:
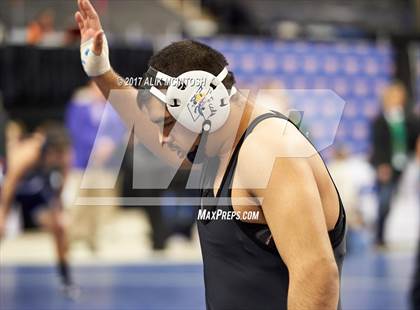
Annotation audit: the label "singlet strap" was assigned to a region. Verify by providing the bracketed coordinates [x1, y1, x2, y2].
[216, 111, 288, 198]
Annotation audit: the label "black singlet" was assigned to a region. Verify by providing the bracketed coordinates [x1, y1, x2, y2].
[197, 111, 346, 310]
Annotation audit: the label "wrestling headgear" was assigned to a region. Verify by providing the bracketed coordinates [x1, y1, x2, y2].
[139, 66, 237, 163]
[139, 66, 236, 134]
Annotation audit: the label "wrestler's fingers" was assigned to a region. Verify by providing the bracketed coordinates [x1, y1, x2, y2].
[75, 12, 85, 33]
[81, 0, 98, 19]
[77, 0, 87, 19]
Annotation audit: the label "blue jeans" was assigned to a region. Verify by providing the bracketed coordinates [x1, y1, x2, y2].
[375, 180, 396, 245]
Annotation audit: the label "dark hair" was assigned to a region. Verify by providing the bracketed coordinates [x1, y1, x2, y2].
[148, 40, 235, 89]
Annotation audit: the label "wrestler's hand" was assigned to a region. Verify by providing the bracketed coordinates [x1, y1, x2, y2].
[377, 163, 392, 184]
[75, 0, 110, 76]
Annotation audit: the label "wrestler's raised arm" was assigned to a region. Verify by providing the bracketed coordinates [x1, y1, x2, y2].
[74, 0, 184, 167]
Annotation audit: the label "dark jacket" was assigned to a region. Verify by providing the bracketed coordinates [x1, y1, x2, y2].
[370, 112, 419, 171]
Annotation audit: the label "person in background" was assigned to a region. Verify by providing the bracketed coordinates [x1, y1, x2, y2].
[410, 136, 420, 310]
[0, 100, 7, 181]
[0, 122, 77, 297]
[329, 146, 368, 253]
[65, 80, 125, 251]
[370, 80, 419, 249]
[120, 137, 172, 251]
[26, 9, 56, 45]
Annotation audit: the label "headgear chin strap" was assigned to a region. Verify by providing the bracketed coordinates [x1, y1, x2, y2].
[186, 120, 211, 164]
[140, 66, 236, 163]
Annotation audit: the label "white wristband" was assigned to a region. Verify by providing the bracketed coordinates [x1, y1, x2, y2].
[80, 34, 111, 77]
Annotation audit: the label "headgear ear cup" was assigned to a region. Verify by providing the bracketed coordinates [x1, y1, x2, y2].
[165, 69, 231, 133]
